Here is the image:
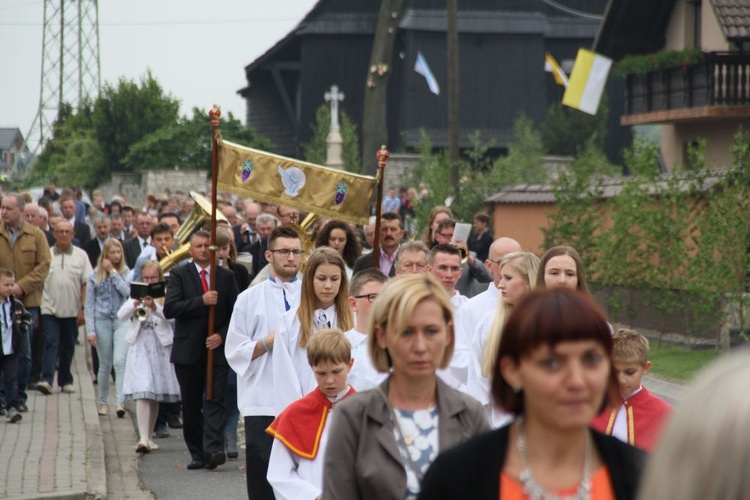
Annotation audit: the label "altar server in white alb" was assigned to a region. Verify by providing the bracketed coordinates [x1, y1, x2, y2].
[272, 247, 353, 402]
[225, 226, 303, 500]
[343, 268, 388, 392]
[266, 328, 355, 500]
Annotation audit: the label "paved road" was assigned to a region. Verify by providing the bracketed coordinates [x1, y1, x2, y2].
[643, 375, 683, 406]
[136, 428, 247, 499]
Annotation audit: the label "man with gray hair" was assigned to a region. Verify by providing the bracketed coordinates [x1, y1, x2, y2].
[394, 240, 430, 275]
[84, 213, 111, 267]
[22, 203, 41, 228]
[0, 193, 51, 411]
[247, 214, 282, 286]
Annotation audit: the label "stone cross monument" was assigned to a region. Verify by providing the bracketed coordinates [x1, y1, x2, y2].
[325, 84, 345, 170]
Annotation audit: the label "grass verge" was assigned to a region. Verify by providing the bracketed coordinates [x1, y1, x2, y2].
[647, 344, 722, 384]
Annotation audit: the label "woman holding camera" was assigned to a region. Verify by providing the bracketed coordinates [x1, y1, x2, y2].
[119, 260, 180, 453]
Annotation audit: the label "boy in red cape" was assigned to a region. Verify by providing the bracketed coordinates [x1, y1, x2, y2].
[591, 328, 672, 451]
[266, 328, 355, 499]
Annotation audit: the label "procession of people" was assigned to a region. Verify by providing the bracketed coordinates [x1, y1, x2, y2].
[1, 177, 738, 500]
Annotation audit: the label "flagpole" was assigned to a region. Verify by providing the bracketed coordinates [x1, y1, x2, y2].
[371, 145, 389, 268]
[206, 105, 221, 400]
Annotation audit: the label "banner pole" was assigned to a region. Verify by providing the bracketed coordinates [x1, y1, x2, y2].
[371, 145, 389, 268]
[206, 105, 221, 400]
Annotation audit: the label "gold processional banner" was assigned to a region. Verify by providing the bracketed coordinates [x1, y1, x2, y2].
[217, 140, 376, 225]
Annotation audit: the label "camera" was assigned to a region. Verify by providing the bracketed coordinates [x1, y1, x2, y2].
[13, 303, 32, 335]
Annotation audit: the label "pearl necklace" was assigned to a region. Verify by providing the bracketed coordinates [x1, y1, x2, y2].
[516, 417, 591, 500]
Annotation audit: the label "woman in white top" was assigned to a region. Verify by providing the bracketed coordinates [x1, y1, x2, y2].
[467, 252, 539, 425]
[276, 247, 354, 400]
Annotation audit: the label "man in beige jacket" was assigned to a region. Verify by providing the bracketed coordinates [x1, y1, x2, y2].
[0, 193, 51, 411]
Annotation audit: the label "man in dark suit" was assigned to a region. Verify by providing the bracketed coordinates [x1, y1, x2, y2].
[109, 213, 127, 241]
[122, 212, 153, 270]
[352, 212, 403, 278]
[59, 196, 91, 248]
[83, 214, 111, 267]
[164, 230, 239, 471]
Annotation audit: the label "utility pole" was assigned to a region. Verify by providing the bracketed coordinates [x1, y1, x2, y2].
[447, 0, 460, 203]
[15, 0, 101, 178]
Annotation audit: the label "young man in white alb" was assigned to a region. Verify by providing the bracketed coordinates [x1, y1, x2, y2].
[225, 226, 303, 500]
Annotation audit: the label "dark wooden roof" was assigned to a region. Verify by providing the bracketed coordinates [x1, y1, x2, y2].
[593, 0, 677, 59]
[0, 128, 21, 150]
[711, 0, 750, 41]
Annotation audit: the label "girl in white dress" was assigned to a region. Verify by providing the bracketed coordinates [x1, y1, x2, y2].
[119, 260, 181, 453]
[275, 247, 354, 403]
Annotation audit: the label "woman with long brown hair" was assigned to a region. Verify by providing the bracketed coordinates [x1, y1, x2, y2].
[274, 248, 353, 404]
[315, 219, 362, 278]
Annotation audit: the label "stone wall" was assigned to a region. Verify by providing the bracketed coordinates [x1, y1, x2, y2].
[97, 170, 210, 207]
[383, 153, 421, 191]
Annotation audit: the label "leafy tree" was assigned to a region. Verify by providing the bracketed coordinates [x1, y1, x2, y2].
[488, 115, 547, 186]
[410, 130, 489, 232]
[27, 102, 106, 188]
[302, 103, 361, 173]
[92, 70, 180, 172]
[622, 136, 662, 177]
[124, 108, 272, 172]
[570, 136, 620, 180]
[541, 100, 608, 157]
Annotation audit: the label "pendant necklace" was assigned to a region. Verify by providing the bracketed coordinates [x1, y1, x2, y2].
[516, 417, 591, 500]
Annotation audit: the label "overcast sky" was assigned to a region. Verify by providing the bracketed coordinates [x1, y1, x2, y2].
[0, 0, 318, 137]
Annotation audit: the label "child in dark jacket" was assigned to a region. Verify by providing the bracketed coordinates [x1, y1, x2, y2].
[0, 268, 32, 423]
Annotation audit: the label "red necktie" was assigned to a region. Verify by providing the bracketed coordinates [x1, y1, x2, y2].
[200, 269, 209, 293]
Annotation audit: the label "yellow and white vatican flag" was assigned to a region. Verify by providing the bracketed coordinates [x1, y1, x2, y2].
[216, 140, 376, 225]
[544, 52, 568, 88]
[562, 48, 612, 115]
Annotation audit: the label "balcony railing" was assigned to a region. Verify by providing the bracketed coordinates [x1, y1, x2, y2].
[623, 52, 750, 116]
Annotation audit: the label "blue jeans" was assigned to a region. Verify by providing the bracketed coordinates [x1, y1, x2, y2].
[41, 315, 78, 387]
[94, 318, 129, 406]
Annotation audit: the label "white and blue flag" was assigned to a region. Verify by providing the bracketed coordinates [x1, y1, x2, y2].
[414, 51, 440, 96]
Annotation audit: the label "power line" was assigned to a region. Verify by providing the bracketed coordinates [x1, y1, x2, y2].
[540, 0, 603, 20]
[0, 17, 302, 27]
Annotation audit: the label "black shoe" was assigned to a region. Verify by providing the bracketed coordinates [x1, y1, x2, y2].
[187, 460, 205, 470]
[18, 403, 28, 413]
[204, 452, 226, 470]
[227, 451, 239, 460]
[154, 424, 170, 438]
[166, 415, 183, 429]
[0, 404, 6, 417]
